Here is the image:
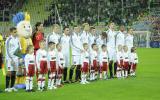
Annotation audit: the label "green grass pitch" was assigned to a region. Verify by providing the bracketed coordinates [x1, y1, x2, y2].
[0, 48, 160, 100]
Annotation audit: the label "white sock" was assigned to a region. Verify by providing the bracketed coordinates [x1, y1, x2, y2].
[104, 71, 107, 79]
[93, 72, 95, 80]
[42, 77, 45, 88]
[25, 77, 29, 90]
[58, 78, 61, 85]
[122, 70, 125, 77]
[30, 77, 33, 90]
[48, 78, 51, 88]
[125, 70, 128, 77]
[100, 73, 102, 79]
[81, 74, 85, 83]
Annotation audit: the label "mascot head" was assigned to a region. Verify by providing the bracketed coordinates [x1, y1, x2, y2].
[12, 12, 32, 38]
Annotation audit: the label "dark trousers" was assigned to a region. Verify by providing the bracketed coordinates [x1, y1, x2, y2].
[6, 71, 16, 88]
[109, 61, 117, 78]
[69, 65, 75, 81]
[63, 67, 68, 81]
[75, 65, 81, 81]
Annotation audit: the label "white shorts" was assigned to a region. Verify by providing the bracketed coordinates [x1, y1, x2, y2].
[107, 47, 116, 62]
[72, 55, 81, 65]
[6, 58, 19, 71]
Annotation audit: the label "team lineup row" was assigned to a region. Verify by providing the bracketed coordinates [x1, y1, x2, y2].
[4, 22, 138, 92]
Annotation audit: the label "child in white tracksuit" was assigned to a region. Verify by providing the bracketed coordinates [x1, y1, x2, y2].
[129, 47, 138, 76]
[25, 45, 35, 92]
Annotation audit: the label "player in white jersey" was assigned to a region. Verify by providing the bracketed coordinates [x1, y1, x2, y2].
[89, 26, 97, 51]
[36, 40, 48, 91]
[125, 28, 134, 53]
[80, 43, 90, 84]
[59, 26, 70, 83]
[125, 28, 134, 75]
[129, 47, 138, 77]
[46, 24, 60, 47]
[106, 22, 117, 78]
[25, 45, 35, 92]
[47, 42, 57, 90]
[70, 25, 83, 82]
[99, 44, 109, 80]
[96, 32, 107, 52]
[116, 25, 125, 51]
[5, 27, 20, 92]
[80, 23, 90, 44]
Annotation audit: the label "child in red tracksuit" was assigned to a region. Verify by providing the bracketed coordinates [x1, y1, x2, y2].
[25, 45, 35, 92]
[56, 43, 65, 87]
[116, 45, 123, 79]
[36, 40, 48, 91]
[47, 42, 57, 90]
[90, 43, 98, 81]
[99, 44, 109, 80]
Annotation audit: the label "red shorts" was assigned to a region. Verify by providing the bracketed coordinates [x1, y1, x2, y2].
[81, 62, 89, 73]
[131, 63, 137, 71]
[123, 62, 129, 70]
[102, 62, 108, 71]
[57, 67, 63, 74]
[92, 60, 98, 71]
[50, 61, 56, 72]
[40, 61, 48, 74]
[27, 64, 35, 76]
[117, 60, 123, 68]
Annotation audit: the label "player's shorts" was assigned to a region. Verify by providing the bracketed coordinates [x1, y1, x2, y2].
[6, 58, 19, 71]
[40, 60, 48, 74]
[81, 62, 89, 73]
[107, 47, 116, 62]
[72, 55, 81, 65]
[91, 60, 98, 71]
[123, 61, 129, 70]
[57, 67, 63, 74]
[50, 61, 56, 72]
[27, 64, 35, 76]
[102, 62, 108, 71]
[131, 63, 137, 71]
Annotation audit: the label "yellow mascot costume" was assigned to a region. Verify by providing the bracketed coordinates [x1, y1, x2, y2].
[12, 12, 33, 85]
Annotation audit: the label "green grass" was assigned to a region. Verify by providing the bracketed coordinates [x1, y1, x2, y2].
[0, 48, 160, 100]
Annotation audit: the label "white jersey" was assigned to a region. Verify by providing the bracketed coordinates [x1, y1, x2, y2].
[116, 31, 125, 48]
[46, 32, 60, 45]
[24, 53, 35, 72]
[70, 32, 82, 56]
[47, 50, 57, 62]
[99, 51, 109, 65]
[59, 34, 70, 67]
[90, 50, 98, 66]
[80, 31, 89, 44]
[123, 52, 129, 62]
[129, 52, 138, 64]
[89, 34, 96, 48]
[116, 51, 123, 64]
[36, 49, 47, 70]
[5, 35, 21, 60]
[106, 29, 117, 48]
[125, 34, 134, 49]
[96, 36, 107, 50]
[81, 51, 89, 65]
[57, 51, 65, 68]
[5, 35, 21, 71]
